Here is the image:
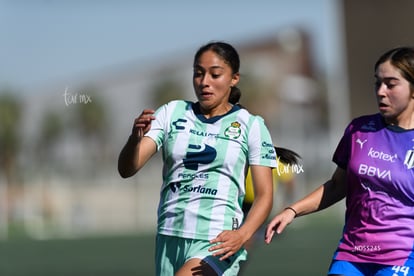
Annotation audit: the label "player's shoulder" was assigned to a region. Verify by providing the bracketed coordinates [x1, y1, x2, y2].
[234, 107, 266, 124]
[163, 100, 193, 109]
[156, 100, 194, 116]
[346, 113, 384, 133]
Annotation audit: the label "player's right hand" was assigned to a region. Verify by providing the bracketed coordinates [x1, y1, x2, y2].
[132, 109, 155, 138]
[264, 209, 295, 244]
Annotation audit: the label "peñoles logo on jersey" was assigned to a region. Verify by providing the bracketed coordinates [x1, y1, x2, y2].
[224, 121, 241, 139]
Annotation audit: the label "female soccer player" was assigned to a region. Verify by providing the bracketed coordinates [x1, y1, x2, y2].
[265, 46, 414, 276]
[119, 41, 277, 275]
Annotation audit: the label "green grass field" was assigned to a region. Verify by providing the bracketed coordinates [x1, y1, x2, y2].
[0, 212, 343, 275]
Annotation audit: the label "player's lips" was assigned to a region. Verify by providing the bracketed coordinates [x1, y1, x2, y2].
[378, 102, 389, 111]
[199, 91, 214, 98]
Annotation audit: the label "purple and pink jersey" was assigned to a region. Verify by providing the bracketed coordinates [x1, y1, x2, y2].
[332, 113, 414, 266]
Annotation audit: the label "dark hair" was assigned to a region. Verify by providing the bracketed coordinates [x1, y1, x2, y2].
[194, 42, 300, 165]
[274, 147, 301, 165]
[375, 47, 414, 87]
[194, 41, 242, 104]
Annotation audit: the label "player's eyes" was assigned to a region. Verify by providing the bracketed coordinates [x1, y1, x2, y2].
[374, 78, 398, 90]
[193, 70, 203, 77]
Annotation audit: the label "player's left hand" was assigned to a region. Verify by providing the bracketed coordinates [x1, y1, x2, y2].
[209, 230, 245, 261]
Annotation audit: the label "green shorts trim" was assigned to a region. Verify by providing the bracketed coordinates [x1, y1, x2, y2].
[155, 234, 247, 275]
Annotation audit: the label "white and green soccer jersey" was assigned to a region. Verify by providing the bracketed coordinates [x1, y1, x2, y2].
[146, 100, 277, 240]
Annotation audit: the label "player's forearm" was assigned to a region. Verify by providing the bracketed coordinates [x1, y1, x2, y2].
[118, 135, 141, 178]
[239, 194, 273, 242]
[288, 184, 326, 217]
[289, 177, 346, 217]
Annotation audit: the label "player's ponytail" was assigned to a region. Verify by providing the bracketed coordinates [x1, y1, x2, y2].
[274, 147, 301, 165]
[229, 86, 242, 106]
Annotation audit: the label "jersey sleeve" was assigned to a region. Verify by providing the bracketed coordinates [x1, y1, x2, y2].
[247, 115, 277, 168]
[332, 119, 357, 169]
[145, 103, 169, 151]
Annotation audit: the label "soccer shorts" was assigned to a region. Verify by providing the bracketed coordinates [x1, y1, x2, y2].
[328, 260, 414, 276]
[155, 234, 247, 276]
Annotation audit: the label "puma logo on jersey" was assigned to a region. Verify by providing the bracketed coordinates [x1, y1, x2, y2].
[356, 138, 367, 149]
